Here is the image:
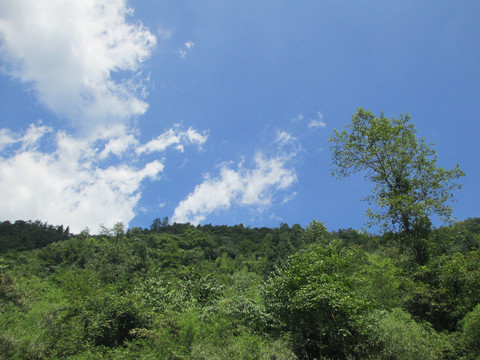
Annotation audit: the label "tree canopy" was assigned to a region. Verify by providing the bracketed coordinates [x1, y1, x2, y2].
[1, 218, 480, 358]
[329, 108, 464, 235]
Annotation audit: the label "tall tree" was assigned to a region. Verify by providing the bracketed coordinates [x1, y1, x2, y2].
[329, 108, 464, 236]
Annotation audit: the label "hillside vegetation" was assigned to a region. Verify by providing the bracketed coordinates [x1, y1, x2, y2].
[1, 217, 480, 359]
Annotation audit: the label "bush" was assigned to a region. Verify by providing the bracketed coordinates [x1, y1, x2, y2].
[264, 242, 371, 359]
[366, 308, 454, 359]
[69, 293, 149, 348]
[0, 266, 22, 310]
[460, 304, 480, 358]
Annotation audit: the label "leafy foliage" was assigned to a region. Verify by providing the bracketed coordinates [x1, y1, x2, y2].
[366, 308, 454, 360]
[0, 220, 70, 253]
[329, 108, 464, 235]
[461, 304, 480, 358]
[264, 241, 372, 359]
[0, 217, 478, 359]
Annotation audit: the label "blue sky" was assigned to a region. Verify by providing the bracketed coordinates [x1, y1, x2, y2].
[0, 0, 478, 233]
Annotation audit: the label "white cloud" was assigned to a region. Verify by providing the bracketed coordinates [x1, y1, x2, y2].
[0, 1, 219, 232]
[0, 0, 156, 128]
[21, 123, 52, 149]
[0, 123, 54, 153]
[186, 126, 208, 145]
[0, 124, 207, 233]
[281, 192, 298, 205]
[172, 168, 242, 225]
[98, 132, 138, 159]
[0, 129, 16, 151]
[172, 129, 302, 225]
[172, 152, 297, 225]
[241, 153, 296, 205]
[276, 130, 296, 145]
[308, 119, 326, 128]
[0, 1, 206, 233]
[136, 125, 208, 154]
[308, 111, 326, 128]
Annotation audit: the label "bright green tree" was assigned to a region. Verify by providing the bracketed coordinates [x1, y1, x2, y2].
[264, 242, 371, 359]
[329, 108, 464, 237]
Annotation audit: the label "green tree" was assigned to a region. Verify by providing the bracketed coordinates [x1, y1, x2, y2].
[112, 221, 125, 240]
[264, 242, 371, 359]
[329, 108, 464, 238]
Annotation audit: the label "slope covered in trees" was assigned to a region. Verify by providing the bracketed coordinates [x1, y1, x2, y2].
[1, 218, 480, 359]
[0, 220, 70, 253]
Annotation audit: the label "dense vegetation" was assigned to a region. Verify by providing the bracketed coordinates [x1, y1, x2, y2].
[1, 217, 480, 359]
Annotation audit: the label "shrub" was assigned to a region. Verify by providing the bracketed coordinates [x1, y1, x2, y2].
[366, 308, 453, 359]
[460, 304, 480, 358]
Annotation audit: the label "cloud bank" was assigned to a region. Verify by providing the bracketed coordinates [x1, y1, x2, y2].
[0, 124, 207, 233]
[0, 0, 186, 232]
[0, 0, 156, 128]
[0, 0, 303, 230]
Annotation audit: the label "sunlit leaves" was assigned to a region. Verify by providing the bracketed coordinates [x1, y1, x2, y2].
[329, 108, 464, 234]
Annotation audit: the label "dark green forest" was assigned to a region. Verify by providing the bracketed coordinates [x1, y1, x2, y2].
[1, 217, 480, 359]
[1, 110, 477, 359]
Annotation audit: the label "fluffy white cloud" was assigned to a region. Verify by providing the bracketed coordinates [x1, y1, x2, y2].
[136, 125, 208, 154]
[172, 151, 297, 225]
[0, 124, 206, 233]
[0, 0, 156, 128]
[241, 153, 297, 205]
[0, 0, 202, 233]
[172, 167, 242, 225]
[0, 124, 52, 151]
[172, 130, 301, 225]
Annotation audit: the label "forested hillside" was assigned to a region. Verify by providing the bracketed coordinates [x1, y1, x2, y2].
[1, 217, 480, 359]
